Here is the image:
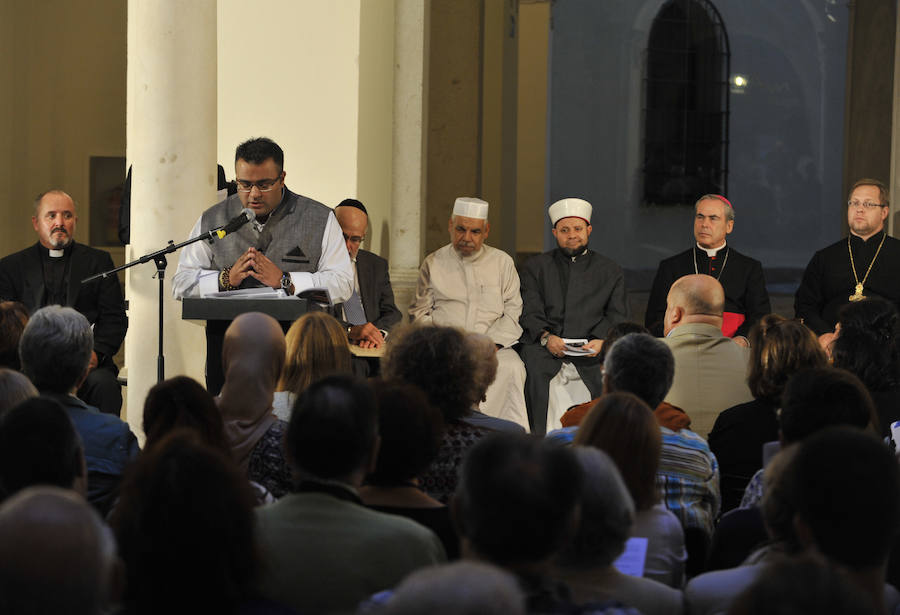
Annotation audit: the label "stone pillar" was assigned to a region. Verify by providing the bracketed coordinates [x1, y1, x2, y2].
[124, 0, 216, 438]
[391, 0, 430, 318]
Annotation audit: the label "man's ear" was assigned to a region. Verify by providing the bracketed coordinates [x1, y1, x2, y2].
[670, 306, 685, 326]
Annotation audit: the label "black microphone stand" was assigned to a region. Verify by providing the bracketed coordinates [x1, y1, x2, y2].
[83, 226, 229, 384]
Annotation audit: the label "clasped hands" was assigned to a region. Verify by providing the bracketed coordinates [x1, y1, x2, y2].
[349, 322, 385, 349]
[229, 248, 283, 289]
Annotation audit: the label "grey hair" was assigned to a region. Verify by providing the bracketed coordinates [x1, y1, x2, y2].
[695, 194, 735, 222]
[467, 333, 498, 401]
[603, 333, 675, 408]
[560, 447, 635, 568]
[0, 369, 37, 418]
[19, 306, 93, 394]
[33, 189, 75, 216]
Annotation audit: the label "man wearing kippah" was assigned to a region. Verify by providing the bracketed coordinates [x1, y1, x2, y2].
[410, 197, 529, 431]
[519, 198, 628, 435]
[645, 194, 770, 342]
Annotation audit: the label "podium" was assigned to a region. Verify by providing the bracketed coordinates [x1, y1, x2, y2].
[182, 297, 315, 394]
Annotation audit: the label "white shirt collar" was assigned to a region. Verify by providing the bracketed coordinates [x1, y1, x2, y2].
[696, 241, 726, 258]
[48, 249, 65, 258]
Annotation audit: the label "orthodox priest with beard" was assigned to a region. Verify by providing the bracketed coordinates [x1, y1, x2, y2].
[518, 198, 628, 435]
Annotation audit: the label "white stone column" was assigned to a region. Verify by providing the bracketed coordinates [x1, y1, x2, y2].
[124, 0, 216, 438]
[391, 0, 430, 317]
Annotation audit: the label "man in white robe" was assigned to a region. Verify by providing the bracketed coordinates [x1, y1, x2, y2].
[409, 197, 529, 431]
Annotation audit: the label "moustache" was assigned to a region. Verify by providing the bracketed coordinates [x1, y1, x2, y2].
[52, 227, 68, 234]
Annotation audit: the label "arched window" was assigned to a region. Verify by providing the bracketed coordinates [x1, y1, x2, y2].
[643, 0, 730, 206]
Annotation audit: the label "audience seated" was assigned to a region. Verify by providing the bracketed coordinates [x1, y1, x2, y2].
[740, 366, 876, 508]
[360, 381, 459, 559]
[143, 376, 231, 454]
[255, 375, 445, 614]
[382, 325, 493, 503]
[273, 311, 353, 421]
[451, 432, 639, 614]
[377, 561, 525, 615]
[18, 306, 138, 516]
[709, 315, 826, 512]
[0, 300, 28, 370]
[218, 312, 293, 499]
[110, 431, 293, 615]
[0, 397, 86, 500]
[0, 368, 37, 417]
[573, 392, 686, 588]
[465, 333, 527, 433]
[660, 274, 753, 438]
[556, 447, 683, 614]
[830, 298, 900, 437]
[727, 555, 879, 615]
[0, 486, 119, 615]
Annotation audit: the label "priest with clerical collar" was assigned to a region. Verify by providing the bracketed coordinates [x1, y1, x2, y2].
[645, 194, 771, 341]
[796, 178, 900, 348]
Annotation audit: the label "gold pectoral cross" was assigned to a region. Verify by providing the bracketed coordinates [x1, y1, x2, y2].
[849, 283, 866, 302]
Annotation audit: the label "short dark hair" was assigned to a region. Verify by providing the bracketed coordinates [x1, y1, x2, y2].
[849, 177, 889, 209]
[454, 433, 583, 566]
[779, 367, 875, 444]
[19, 306, 92, 394]
[747, 315, 827, 404]
[603, 333, 674, 408]
[0, 397, 84, 499]
[366, 381, 444, 486]
[382, 325, 480, 422]
[832, 298, 900, 393]
[234, 137, 284, 173]
[785, 427, 900, 568]
[0, 301, 28, 370]
[285, 375, 379, 480]
[142, 376, 230, 455]
[574, 392, 661, 510]
[595, 322, 649, 365]
[336, 198, 368, 215]
[110, 431, 259, 613]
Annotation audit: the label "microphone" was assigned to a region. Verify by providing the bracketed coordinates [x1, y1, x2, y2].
[215, 208, 256, 238]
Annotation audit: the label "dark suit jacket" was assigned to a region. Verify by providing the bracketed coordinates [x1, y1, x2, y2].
[645, 246, 770, 337]
[335, 249, 402, 332]
[0, 242, 127, 359]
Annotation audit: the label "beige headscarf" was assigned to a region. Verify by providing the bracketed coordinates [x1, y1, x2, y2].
[217, 312, 286, 472]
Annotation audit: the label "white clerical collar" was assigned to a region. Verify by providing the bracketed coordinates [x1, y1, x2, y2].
[49, 249, 65, 258]
[696, 241, 726, 258]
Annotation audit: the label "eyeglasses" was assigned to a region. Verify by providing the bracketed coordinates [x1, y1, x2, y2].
[342, 233, 364, 244]
[847, 200, 884, 209]
[235, 177, 282, 192]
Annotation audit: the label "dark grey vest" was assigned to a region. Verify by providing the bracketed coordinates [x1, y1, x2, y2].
[200, 188, 331, 288]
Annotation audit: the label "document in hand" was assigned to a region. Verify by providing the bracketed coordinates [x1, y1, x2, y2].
[562, 338, 593, 357]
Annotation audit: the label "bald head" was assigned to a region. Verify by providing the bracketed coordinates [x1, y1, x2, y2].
[335, 203, 368, 259]
[663, 274, 725, 335]
[0, 487, 116, 615]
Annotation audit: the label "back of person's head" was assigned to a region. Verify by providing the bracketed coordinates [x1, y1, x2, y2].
[759, 445, 801, 550]
[0, 397, 85, 500]
[595, 321, 649, 365]
[727, 554, 878, 615]
[784, 427, 900, 569]
[0, 368, 37, 418]
[280, 312, 353, 397]
[602, 333, 675, 408]
[453, 433, 583, 567]
[142, 376, 229, 454]
[573, 392, 660, 510]
[382, 325, 480, 422]
[366, 380, 444, 486]
[0, 486, 116, 615]
[669, 274, 725, 317]
[109, 430, 258, 615]
[384, 561, 525, 615]
[747, 315, 827, 404]
[779, 367, 875, 444]
[19, 306, 92, 394]
[832, 298, 900, 393]
[559, 447, 634, 569]
[0, 301, 29, 370]
[467, 333, 499, 403]
[286, 374, 379, 482]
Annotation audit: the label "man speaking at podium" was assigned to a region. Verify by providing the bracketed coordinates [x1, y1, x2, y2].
[173, 137, 353, 391]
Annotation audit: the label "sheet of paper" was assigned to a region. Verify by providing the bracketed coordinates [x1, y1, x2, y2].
[202, 287, 286, 299]
[613, 537, 648, 577]
[561, 337, 593, 356]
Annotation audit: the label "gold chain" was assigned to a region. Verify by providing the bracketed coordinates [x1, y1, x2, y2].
[848, 233, 886, 301]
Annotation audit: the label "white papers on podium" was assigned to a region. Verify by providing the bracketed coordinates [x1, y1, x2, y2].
[562, 338, 593, 357]
[613, 537, 648, 577]
[202, 287, 287, 299]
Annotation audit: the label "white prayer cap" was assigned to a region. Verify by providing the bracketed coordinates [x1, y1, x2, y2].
[548, 198, 592, 226]
[452, 197, 489, 220]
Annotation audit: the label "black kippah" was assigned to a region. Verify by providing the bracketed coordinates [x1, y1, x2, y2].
[336, 198, 367, 215]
